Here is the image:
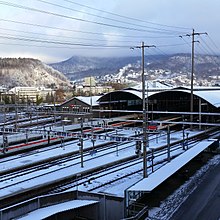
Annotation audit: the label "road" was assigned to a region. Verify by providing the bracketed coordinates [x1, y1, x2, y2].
[171, 160, 220, 220]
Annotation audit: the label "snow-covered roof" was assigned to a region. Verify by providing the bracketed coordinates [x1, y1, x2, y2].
[75, 95, 101, 106]
[97, 89, 160, 102]
[173, 86, 220, 91]
[61, 95, 101, 107]
[98, 86, 220, 108]
[194, 90, 220, 108]
[122, 89, 160, 99]
[128, 139, 216, 192]
[17, 200, 99, 220]
[128, 81, 173, 91]
[175, 89, 220, 108]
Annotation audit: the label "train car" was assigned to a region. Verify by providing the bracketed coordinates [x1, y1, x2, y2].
[148, 122, 158, 131]
[0, 119, 138, 156]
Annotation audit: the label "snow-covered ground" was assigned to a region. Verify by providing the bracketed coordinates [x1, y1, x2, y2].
[0, 127, 207, 200]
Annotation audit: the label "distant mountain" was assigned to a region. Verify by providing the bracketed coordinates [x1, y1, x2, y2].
[50, 56, 141, 80]
[0, 58, 70, 88]
[50, 54, 220, 83]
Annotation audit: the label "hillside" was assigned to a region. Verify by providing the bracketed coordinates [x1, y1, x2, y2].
[50, 54, 220, 85]
[50, 56, 141, 80]
[0, 58, 70, 88]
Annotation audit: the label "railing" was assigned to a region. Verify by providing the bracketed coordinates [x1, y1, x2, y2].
[122, 203, 148, 220]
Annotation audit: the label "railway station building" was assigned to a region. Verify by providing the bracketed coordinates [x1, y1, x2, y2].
[59, 95, 101, 123]
[98, 84, 220, 123]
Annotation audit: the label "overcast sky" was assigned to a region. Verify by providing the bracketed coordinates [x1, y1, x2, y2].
[0, 0, 219, 63]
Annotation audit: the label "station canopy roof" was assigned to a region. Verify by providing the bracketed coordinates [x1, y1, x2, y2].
[126, 81, 173, 91]
[171, 87, 220, 108]
[98, 85, 220, 109]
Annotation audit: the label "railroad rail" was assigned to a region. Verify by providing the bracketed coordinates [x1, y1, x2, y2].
[0, 128, 218, 208]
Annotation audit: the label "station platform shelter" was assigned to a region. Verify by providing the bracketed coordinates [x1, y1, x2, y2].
[124, 139, 219, 218]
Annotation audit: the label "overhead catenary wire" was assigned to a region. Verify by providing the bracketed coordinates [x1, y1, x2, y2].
[0, 34, 138, 48]
[0, 19, 181, 39]
[0, 1, 187, 35]
[198, 35, 219, 57]
[0, 27, 146, 44]
[179, 35, 191, 49]
[0, 33, 192, 50]
[0, 1, 218, 59]
[62, 0, 191, 31]
[207, 35, 220, 52]
[34, 0, 189, 34]
[0, 41, 133, 50]
[196, 39, 220, 68]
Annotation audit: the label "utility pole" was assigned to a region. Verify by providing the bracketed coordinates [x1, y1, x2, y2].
[182, 29, 207, 129]
[190, 29, 195, 129]
[132, 42, 155, 178]
[90, 76, 95, 151]
[78, 118, 84, 168]
[53, 89, 56, 126]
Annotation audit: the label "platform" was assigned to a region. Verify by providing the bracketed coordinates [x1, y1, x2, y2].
[128, 139, 216, 192]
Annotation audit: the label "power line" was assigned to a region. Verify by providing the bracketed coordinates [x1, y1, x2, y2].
[207, 35, 220, 52]
[179, 35, 191, 49]
[1, 32, 190, 50]
[62, 0, 191, 31]
[195, 40, 220, 68]
[156, 42, 189, 48]
[0, 27, 143, 44]
[0, 41, 131, 50]
[35, 0, 188, 34]
[0, 1, 184, 34]
[198, 35, 219, 56]
[0, 19, 180, 39]
[0, 34, 139, 48]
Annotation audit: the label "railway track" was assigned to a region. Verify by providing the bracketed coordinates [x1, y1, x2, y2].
[0, 140, 138, 201]
[0, 127, 218, 209]
[49, 135, 205, 195]
[0, 140, 120, 176]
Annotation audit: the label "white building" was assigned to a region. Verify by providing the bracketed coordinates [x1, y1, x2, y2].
[9, 86, 53, 103]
